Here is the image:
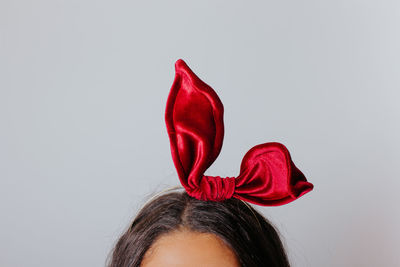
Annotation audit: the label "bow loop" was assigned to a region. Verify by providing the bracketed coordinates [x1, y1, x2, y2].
[234, 142, 314, 206]
[165, 59, 224, 195]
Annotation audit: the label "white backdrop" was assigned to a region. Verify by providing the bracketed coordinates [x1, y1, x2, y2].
[1, 1, 399, 266]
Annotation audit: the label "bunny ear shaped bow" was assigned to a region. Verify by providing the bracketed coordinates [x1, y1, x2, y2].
[165, 59, 313, 206]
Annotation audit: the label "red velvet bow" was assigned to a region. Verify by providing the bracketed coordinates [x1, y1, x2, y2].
[165, 59, 313, 206]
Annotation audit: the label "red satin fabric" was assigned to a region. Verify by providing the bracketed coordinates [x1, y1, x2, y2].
[165, 59, 313, 206]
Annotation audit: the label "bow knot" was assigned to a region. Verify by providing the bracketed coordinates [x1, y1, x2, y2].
[194, 176, 236, 202]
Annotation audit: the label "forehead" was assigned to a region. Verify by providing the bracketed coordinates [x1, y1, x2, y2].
[140, 229, 240, 267]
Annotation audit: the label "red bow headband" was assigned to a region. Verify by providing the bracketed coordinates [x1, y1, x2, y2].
[165, 59, 313, 206]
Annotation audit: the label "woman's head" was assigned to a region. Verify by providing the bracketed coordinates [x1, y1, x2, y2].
[108, 189, 290, 267]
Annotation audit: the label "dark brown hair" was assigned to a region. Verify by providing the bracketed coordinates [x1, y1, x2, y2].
[108, 188, 290, 267]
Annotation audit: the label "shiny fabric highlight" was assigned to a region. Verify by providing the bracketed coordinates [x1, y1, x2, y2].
[165, 59, 313, 206]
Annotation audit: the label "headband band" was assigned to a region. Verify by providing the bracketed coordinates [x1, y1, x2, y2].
[165, 59, 313, 206]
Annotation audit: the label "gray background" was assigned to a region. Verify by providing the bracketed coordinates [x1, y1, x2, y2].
[1, 1, 399, 266]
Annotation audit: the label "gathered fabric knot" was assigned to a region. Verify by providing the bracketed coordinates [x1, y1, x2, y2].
[195, 175, 236, 202]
